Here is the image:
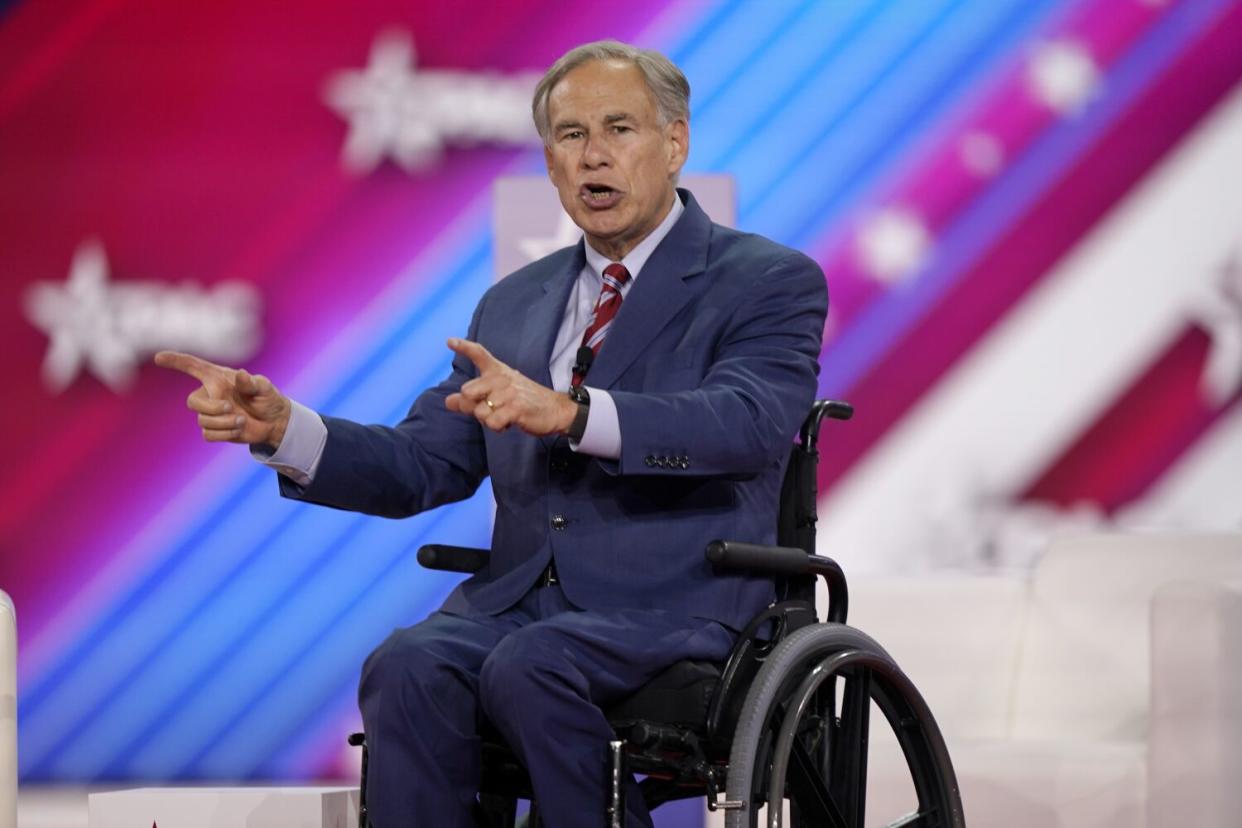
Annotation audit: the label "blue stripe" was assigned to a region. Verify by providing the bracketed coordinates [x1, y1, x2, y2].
[18, 232, 485, 713]
[22, 241, 494, 777]
[819, 0, 1230, 397]
[129, 258, 495, 776]
[170, 496, 489, 777]
[689, 0, 899, 176]
[201, 497, 491, 778]
[671, 0, 838, 112]
[98, 488, 472, 777]
[718, 0, 1052, 241]
[765, 0, 1064, 249]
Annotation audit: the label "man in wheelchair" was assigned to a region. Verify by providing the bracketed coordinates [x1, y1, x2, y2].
[158, 40, 832, 827]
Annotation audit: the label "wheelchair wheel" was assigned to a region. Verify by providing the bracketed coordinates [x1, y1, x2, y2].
[724, 624, 963, 828]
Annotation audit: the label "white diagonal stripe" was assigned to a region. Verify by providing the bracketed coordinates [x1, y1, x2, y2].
[817, 80, 1242, 575]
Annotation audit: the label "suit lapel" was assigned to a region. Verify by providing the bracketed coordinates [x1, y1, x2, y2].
[586, 191, 712, 390]
[514, 243, 583, 389]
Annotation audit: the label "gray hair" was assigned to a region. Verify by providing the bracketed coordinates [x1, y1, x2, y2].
[531, 40, 690, 145]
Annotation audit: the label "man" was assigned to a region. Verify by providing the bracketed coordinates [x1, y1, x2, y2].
[158, 40, 826, 827]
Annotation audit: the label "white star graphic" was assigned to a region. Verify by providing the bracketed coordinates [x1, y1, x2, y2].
[854, 207, 932, 283]
[324, 30, 434, 172]
[517, 211, 582, 263]
[1186, 246, 1242, 405]
[1027, 39, 1101, 116]
[323, 30, 540, 174]
[24, 239, 136, 392]
[23, 239, 263, 395]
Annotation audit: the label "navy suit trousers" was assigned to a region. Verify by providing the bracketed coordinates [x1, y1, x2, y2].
[358, 583, 736, 828]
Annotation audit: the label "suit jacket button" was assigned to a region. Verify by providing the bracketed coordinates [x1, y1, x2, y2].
[656, 456, 667, 468]
[679, 457, 690, 469]
[550, 514, 567, 531]
[644, 455, 656, 467]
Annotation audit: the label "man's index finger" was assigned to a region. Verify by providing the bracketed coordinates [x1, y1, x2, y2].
[447, 338, 497, 371]
[153, 350, 218, 383]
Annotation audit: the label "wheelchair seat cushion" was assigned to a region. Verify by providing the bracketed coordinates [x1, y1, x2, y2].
[605, 658, 722, 729]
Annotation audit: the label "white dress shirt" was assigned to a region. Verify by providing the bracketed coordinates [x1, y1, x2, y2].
[259, 194, 685, 487]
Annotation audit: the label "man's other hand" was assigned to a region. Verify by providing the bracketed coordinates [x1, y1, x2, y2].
[445, 338, 576, 437]
[154, 351, 293, 448]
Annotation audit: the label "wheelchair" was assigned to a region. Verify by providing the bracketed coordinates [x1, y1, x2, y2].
[350, 401, 965, 827]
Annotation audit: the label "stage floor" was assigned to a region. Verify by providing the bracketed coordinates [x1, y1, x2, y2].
[17, 784, 363, 828]
[17, 787, 89, 828]
[16, 783, 709, 826]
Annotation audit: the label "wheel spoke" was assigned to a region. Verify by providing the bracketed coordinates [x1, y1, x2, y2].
[786, 738, 848, 828]
[829, 667, 871, 826]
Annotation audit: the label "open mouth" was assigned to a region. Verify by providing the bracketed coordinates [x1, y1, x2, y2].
[580, 184, 623, 208]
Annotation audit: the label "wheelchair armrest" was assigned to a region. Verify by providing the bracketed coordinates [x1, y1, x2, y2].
[417, 544, 490, 574]
[705, 540, 848, 623]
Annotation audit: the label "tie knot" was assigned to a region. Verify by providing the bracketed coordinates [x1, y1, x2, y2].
[603, 263, 631, 287]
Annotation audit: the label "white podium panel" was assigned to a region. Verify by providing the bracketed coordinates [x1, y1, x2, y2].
[1, 592, 15, 828]
[492, 173, 737, 280]
[88, 787, 360, 828]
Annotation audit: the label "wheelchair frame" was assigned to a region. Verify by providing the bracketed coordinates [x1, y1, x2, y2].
[350, 401, 965, 827]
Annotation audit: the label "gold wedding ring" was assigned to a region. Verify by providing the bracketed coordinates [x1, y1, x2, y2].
[485, 398, 495, 410]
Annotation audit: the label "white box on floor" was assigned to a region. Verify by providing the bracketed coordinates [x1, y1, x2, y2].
[88, 787, 360, 828]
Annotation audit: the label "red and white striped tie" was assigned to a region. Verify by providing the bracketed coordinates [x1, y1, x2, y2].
[571, 262, 631, 387]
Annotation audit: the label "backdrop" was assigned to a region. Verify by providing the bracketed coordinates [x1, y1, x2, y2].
[2, 0, 1241, 790]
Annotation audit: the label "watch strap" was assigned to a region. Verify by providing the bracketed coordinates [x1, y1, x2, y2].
[566, 387, 590, 441]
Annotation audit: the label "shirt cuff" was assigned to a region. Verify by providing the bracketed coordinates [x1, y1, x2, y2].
[250, 399, 328, 487]
[570, 387, 621, 459]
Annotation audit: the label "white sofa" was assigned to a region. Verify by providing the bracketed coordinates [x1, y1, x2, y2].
[1, 590, 15, 828]
[847, 532, 1242, 827]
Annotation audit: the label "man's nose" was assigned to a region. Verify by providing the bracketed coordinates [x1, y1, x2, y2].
[581, 135, 611, 168]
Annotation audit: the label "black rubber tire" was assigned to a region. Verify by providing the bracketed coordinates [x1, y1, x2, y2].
[723, 623, 963, 828]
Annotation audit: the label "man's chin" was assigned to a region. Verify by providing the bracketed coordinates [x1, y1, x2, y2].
[576, 215, 627, 243]
[582, 208, 621, 223]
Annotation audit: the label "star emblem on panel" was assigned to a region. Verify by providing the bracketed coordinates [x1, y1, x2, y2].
[23, 239, 263, 394]
[323, 30, 542, 173]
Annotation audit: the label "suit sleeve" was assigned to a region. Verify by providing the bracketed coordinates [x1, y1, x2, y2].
[277, 296, 490, 518]
[608, 251, 827, 478]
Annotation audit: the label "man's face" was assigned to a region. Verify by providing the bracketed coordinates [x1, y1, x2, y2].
[544, 59, 688, 262]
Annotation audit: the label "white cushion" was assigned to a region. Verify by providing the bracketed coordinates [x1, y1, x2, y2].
[847, 574, 1027, 742]
[1147, 580, 1242, 827]
[867, 740, 1146, 828]
[1011, 532, 1242, 742]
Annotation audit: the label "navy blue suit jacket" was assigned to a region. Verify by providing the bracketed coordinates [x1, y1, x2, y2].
[283, 190, 827, 630]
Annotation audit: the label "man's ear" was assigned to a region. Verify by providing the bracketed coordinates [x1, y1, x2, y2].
[544, 143, 555, 178]
[665, 119, 689, 176]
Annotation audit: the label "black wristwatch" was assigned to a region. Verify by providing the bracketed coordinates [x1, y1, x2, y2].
[566, 385, 590, 441]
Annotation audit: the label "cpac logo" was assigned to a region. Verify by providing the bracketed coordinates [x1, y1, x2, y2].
[324, 30, 541, 173]
[24, 240, 262, 394]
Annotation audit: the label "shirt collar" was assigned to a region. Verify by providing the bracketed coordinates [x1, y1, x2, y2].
[582, 191, 685, 282]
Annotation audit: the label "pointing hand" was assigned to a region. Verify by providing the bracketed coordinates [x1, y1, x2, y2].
[154, 351, 292, 447]
[444, 339, 576, 437]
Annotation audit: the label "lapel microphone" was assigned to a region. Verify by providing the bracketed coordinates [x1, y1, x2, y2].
[572, 346, 595, 381]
